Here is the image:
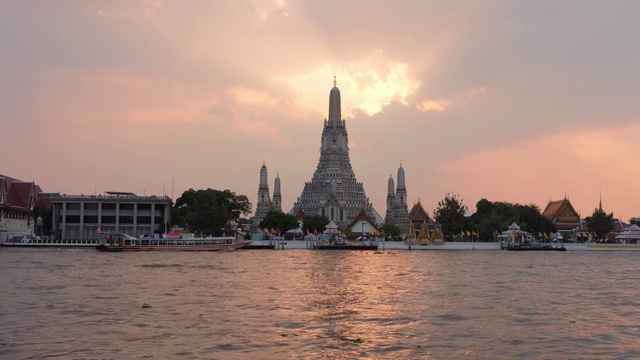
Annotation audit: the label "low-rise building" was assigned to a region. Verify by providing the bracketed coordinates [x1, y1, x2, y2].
[50, 191, 172, 240]
[0, 174, 50, 240]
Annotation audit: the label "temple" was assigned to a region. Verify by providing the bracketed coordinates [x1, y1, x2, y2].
[541, 197, 581, 232]
[290, 78, 383, 227]
[385, 164, 410, 227]
[251, 161, 281, 230]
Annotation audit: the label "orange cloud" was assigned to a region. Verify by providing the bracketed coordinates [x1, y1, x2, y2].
[416, 87, 487, 113]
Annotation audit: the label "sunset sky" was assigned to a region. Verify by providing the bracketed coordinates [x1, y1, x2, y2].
[3, 1, 639, 221]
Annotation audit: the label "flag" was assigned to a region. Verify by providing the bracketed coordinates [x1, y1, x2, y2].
[538, 232, 543, 237]
[264, 228, 269, 234]
[544, 232, 548, 238]
[375, 230, 380, 236]
[472, 231, 478, 236]
[460, 231, 465, 237]
[96, 227, 101, 233]
[466, 231, 471, 236]
[271, 228, 276, 234]
[576, 232, 582, 237]
[307, 229, 310, 235]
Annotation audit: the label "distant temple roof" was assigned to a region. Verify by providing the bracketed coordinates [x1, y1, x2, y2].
[409, 200, 434, 224]
[542, 198, 581, 229]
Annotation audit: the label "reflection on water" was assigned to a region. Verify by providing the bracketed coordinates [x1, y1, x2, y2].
[0, 248, 639, 359]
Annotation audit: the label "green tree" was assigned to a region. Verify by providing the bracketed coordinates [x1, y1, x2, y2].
[471, 199, 555, 241]
[172, 188, 252, 236]
[259, 210, 299, 235]
[302, 215, 330, 235]
[515, 204, 555, 235]
[433, 193, 469, 240]
[585, 209, 615, 242]
[380, 223, 402, 241]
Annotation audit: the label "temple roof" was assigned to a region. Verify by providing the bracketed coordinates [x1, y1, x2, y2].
[542, 198, 580, 221]
[0, 174, 48, 211]
[346, 208, 379, 232]
[409, 200, 433, 224]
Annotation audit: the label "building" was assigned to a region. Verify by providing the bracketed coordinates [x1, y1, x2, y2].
[290, 77, 382, 227]
[346, 208, 379, 237]
[385, 164, 410, 228]
[251, 161, 282, 231]
[50, 191, 172, 240]
[542, 198, 581, 232]
[0, 174, 49, 240]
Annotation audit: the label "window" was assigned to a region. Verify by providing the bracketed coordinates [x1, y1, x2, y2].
[66, 203, 80, 210]
[101, 216, 116, 224]
[66, 215, 80, 223]
[137, 216, 151, 224]
[120, 203, 134, 210]
[84, 203, 98, 210]
[119, 216, 134, 224]
[102, 203, 116, 210]
[137, 204, 151, 211]
[84, 215, 99, 223]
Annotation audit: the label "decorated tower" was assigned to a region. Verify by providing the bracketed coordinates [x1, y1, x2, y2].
[273, 173, 282, 212]
[291, 77, 381, 227]
[252, 160, 272, 229]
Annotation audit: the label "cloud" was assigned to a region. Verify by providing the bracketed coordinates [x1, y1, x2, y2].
[431, 123, 640, 220]
[416, 87, 487, 113]
[282, 56, 420, 118]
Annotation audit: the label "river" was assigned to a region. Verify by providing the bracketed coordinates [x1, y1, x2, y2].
[0, 248, 638, 359]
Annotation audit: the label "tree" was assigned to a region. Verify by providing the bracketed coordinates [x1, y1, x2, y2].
[585, 209, 615, 241]
[259, 210, 299, 235]
[471, 199, 555, 241]
[433, 193, 469, 240]
[172, 188, 252, 236]
[380, 223, 402, 241]
[302, 215, 330, 235]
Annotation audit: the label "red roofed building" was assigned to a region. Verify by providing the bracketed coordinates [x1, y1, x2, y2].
[542, 198, 581, 232]
[346, 208, 379, 237]
[0, 174, 49, 240]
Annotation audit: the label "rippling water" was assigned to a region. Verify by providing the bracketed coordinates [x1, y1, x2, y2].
[1, 248, 638, 359]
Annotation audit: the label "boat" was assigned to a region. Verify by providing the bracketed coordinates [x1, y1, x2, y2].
[95, 232, 250, 252]
[1, 235, 99, 248]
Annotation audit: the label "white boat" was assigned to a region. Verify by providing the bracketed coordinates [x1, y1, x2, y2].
[95, 231, 250, 252]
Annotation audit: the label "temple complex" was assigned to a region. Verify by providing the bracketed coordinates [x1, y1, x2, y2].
[289, 78, 382, 227]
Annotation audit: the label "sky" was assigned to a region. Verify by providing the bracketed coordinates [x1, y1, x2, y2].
[2, 1, 640, 222]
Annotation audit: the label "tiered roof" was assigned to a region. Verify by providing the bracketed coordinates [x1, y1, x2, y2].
[409, 200, 434, 224]
[542, 198, 581, 230]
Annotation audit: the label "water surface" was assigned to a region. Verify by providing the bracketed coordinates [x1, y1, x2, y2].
[0, 248, 638, 359]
